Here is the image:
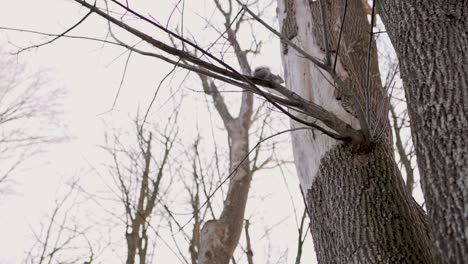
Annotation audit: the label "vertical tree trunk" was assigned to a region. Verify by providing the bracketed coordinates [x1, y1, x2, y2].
[125, 233, 136, 264]
[277, 0, 433, 262]
[378, 2, 467, 263]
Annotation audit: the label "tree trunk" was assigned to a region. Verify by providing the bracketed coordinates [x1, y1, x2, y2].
[378, 2, 468, 263]
[125, 232, 138, 264]
[309, 143, 431, 263]
[197, 17, 254, 260]
[277, 0, 433, 262]
[198, 125, 252, 264]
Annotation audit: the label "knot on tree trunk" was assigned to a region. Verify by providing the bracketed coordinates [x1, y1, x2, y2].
[198, 219, 231, 264]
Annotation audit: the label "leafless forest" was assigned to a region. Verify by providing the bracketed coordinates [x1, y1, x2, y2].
[0, 1, 466, 263]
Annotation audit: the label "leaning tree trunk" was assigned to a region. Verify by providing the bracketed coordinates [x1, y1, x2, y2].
[377, 2, 467, 263]
[197, 121, 253, 264]
[277, 0, 433, 263]
[197, 12, 255, 261]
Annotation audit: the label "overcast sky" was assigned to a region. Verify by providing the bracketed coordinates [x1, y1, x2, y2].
[0, 1, 319, 263]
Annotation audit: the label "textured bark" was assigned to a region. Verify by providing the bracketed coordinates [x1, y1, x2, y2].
[378, 2, 468, 262]
[308, 143, 431, 263]
[277, 0, 434, 262]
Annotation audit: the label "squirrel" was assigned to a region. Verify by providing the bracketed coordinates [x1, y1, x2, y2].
[253, 66, 284, 84]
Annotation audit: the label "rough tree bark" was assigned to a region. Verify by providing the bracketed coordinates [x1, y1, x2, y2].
[378, 2, 467, 263]
[277, 0, 433, 263]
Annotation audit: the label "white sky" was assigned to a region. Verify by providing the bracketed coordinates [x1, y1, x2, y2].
[0, 0, 423, 263]
[0, 0, 315, 263]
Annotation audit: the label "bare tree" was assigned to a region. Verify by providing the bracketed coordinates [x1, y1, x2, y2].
[171, 126, 295, 264]
[390, 97, 416, 194]
[243, 219, 254, 264]
[24, 182, 95, 264]
[378, 2, 467, 262]
[167, 1, 280, 263]
[380, 60, 417, 195]
[10, 0, 465, 262]
[102, 116, 177, 264]
[0, 50, 63, 192]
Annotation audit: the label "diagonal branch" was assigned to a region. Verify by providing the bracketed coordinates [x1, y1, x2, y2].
[72, 0, 363, 143]
[15, 9, 94, 54]
[199, 74, 234, 125]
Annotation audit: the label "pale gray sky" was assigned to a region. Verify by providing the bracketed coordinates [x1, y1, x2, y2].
[0, 1, 315, 263]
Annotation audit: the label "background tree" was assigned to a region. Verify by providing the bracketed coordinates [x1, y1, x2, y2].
[24, 181, 95, 264]
[102, 116, 177, 264]
[389, 85, 417, 195]
[378, 55, 417, 195]
[166, 1, 285, 262]
[0, 50, 63, 193]
[187, 2, 256, 262]
[55, 0, 435, 262]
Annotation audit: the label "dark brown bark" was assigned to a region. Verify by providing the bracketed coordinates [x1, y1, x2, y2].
[278, 0, 434, 262]
[390, 104, 415, 194]
[307, 143, 432, 263]
[378, 2, 468, 262]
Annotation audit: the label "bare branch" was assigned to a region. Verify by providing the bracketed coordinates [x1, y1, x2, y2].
[244, 220, 254, 264]
[72, 0, 362, 142]
[14, 10, 93, 54]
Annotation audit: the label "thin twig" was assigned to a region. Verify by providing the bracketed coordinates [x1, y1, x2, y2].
[73, 0, 359, 141]
[14, 9, 94, 54]
[177, 127, 314, 231]
[333, 0, 348, 72]
[319, 0, 331, 66]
